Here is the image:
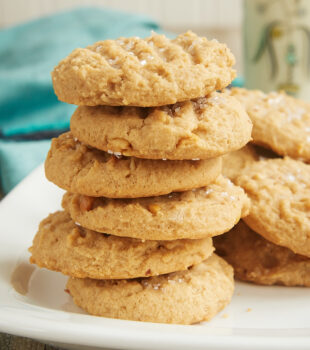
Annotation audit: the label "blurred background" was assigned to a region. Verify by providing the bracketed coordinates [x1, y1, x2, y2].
[0, 0, 243, 72]
[0, 0, 309, 195]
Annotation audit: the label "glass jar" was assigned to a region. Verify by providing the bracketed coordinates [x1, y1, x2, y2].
[244, 0, 310, 100]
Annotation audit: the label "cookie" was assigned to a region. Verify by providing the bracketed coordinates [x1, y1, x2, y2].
[66, 254, 234, 324]
[222, 145, 258, 181]
[214, 221, 310, 287]
[62, 175, 250, 240]
[230, 88, 310, 162]
[70, 92, 252, 160]
[236, 157, 310, 257]
[52, 31, 236, 107]
[45, 132, 222, 198]
[29, 211, 213, 279]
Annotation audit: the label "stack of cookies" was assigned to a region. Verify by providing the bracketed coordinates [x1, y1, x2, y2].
[216, 88, 310, 287]
[29, 32, 252, 324]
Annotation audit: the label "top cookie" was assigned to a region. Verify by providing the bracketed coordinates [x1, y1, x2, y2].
[70, 92, 252, 160]
[236, 157, 310, 257]
[230, 88, 310, 162]
[52, 31, 236, 107]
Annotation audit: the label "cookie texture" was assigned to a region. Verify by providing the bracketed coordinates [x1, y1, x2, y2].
[29, 211, 213, 279]
[62, 175, 250, 240]
[222, 145, 258, 181]
[236, 157, 310, 257]
[45, 132, 222, 198]
[52, 31, 235, 107]
[230, 88, 310, 162]
[70, 92, 252, 160]
[66, 254, 234, 324]
[214, 221, 310, 286]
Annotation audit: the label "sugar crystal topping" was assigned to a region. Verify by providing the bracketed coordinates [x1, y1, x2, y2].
[207, 95, 226, 105]
[124, 41, 134, 51]
[286, 107, 305, 122]
[188, 37, 204, 53]
[108, 58, 120, 69]
[220, 191, 229, 197]
[266, 94, 284, 106]
[107, 150, 122, 158]
[286, 174, 296, 182]
[205, 188, 213, 196]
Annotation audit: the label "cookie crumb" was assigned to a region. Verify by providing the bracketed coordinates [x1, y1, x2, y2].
[246, 308, 252, 312]
[222, 313, 229, 318]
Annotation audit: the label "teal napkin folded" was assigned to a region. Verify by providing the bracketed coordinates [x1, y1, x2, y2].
[0, 140, 51, 194]
[0, 7, 164, 194]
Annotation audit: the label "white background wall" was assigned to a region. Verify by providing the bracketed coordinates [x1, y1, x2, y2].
[0, 0, 243, 72]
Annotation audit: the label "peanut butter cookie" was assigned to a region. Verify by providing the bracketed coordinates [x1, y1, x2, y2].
[230, 88, 310, 162]
[62, 175, 250, 240]
[66, 254, 234, 324]
[236, 157, 310, 257]
[45, 132, 222, 198]
[214, 221, 310, 286]
[52, 31, 235, 107]
[70, 92, 252, 160]
[29, 211, 213, 279]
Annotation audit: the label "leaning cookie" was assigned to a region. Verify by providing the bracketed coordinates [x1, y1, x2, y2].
[29, 211, 213, 279]
[214, 221, 310, 287]
[62, 175, 250, 240]
[52, 31, 235, 107]
[70, 92, 252, 160]
[66, 254, 234, 324]
[45, 132, 222, 198]
[222, 145, 258, 181]
[230, 87, 310, 162]
[236, 157, 310, 257]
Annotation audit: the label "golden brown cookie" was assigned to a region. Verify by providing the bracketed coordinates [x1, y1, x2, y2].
[45, 132, 222, 198]
[62, 175, 250, 240]
[222, 145, 258, 181]
[52, 31, 235, 107]
[214, 221, 310, 287]
[29, 211, 213, 279]
[66, 254, 234, 324]
[70, 92, 252, 160]
[230, 88, 310, 162]
[236, 157, 310, 257]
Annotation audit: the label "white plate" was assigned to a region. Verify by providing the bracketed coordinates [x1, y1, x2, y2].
[0, 164, 309, 350]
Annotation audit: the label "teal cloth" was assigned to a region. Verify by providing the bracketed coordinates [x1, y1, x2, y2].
[231, 76, 245, 87]
[0, 7, 164, 194]
[0, 140, 51, 194]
